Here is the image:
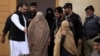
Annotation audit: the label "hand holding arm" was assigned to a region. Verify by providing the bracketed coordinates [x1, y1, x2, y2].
[11, 14, 25, 32]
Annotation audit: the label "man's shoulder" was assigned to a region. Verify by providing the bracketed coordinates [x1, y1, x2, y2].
[13, 12, 23, 16]
[72, 12, 80, 17]
[94, 15, 100, 19]
[72, 12, 80, 19]
[11, 13, 18, 17]
[10, 13, 19, 20]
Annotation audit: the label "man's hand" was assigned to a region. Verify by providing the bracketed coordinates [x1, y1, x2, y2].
[78, 39, 82, 46]
[28, 19, 32, 22]
[23, 28, 28, 33]
[61, 30, 66, 36]
[1, 35, 5, 43]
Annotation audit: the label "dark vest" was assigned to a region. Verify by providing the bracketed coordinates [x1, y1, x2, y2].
[9, 12, 27, 41]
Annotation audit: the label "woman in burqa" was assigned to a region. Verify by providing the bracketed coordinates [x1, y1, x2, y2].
[54, 20, 78, 56]
[45, 8, 54, 56]
[45, 8, 54, 30]
[28, 12, 50, 56]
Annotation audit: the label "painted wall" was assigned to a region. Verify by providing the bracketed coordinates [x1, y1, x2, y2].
[17, 0, 55, 15]
[58, 0, 100, 23]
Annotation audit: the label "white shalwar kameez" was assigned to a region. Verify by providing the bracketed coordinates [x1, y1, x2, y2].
[10, 14, 30, 56]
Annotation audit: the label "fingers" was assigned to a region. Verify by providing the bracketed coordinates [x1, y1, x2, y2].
[78, 39, 82, 46]
[1, 38, 5, 43]
[24, 28, 28, 33]
[61, 30, 66, 36]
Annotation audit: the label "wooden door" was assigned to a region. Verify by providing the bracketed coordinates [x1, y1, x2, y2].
[0, 0, 16, 56]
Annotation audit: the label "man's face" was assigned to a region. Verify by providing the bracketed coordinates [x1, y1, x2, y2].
[85, 10, 94, 17]
[21, 5, 28, 14]
[63, 8, 71, 15]
[54, 12, 62, 19]
[30, 6, 37, 12]
[93, 42, 100, 52]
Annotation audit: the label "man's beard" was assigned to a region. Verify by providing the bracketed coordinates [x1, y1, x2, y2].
[65, 12, 69, 16]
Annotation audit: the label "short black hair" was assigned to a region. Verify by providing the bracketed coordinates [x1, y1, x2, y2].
[63, 3, 72, 9]
[85, 5, 94, 12]
[94, 38, 100, 43]
[30, 2, 37, 6]
[54, 6, 63, 14]
[16, 2, 28, 11]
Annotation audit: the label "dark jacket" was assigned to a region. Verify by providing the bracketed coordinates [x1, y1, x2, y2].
[65, 12, 83, 46]
[3, 15, 11, 34]
[84, 15, 100, 39]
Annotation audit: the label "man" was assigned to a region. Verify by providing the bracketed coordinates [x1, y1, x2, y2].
[63, 3, 83, 55]
[26, 2, 37, 25]
[1, 2, 29, 56]
[1, 6, 22, 44]
[91, 38, 100, 56]
[84, 5, 100, 56]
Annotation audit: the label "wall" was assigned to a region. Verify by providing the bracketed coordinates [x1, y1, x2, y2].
[58, 0, 100, 23]
[17, 0, 56, 15]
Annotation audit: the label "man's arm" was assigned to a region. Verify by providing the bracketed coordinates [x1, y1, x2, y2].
[1, 16, 11, 43]
[76, 17, 83, 45]
[11, 14, 27, 32]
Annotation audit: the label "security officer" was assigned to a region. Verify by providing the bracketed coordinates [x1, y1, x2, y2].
[63, 3, 83, 55]
[83, 5, 100, 56]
